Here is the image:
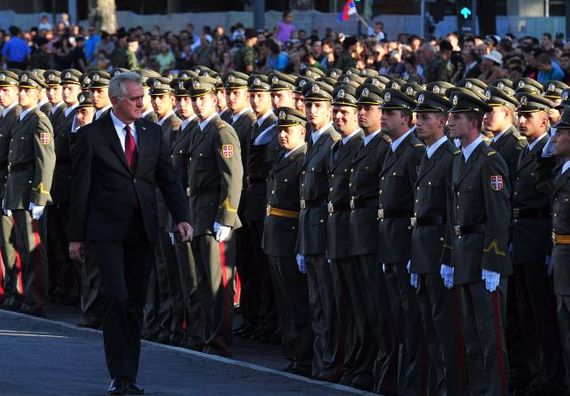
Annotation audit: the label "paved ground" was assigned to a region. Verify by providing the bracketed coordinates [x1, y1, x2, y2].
[0, 309, 370, 395]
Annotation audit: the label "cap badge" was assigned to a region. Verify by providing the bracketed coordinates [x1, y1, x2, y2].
[178, 81, 185, 90]
[337, 89, 345, 99]
[418, 94, 425, 104]
[299, 79, 307, 88]
[432, 86, 440, 94]
[518, 80, 525, 89]
[452, 95, 458, 106]
[92, 73, 100, 82]
[64, 71, 71, 79]
[253, 77, 261, 86]
[361, 87, 369, 98]
[271, 76, 279, 85]
[391, 82, 399, 89]
[21, 74, 28, 82]
[192, 80, 201, 89]
[227, 74, 235, 84]
[311, 84, 320, 94]
[548, 83, 556, 92]
[520, 96, 528, 105]
[342, 76, 350, 83]
[384, 92, 391, 102]
[346, 69, 352, 75]
[153, 80, 161, 89]
[305, 70, 312, 77]
[485, 90, 492, 100]
[0, 74, 5, 81]
[79, 94, 85, 103]
[497, 82, 504, 89]
[405, 86, 414, 95]
[563, 91, 569, 101]
[279, 110, 287, 120]
[330, 71, 338, 78]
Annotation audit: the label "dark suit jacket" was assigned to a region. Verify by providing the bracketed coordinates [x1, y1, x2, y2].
[449, 141, 512, 284]
[52, 106, 77, 204]
[410, 139, 459, 273]
[69, 113, 190, 243]
[378, 132, 425, 264]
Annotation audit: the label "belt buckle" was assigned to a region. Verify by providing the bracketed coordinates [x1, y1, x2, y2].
[327, 201, 334, 214]
[454, 225, 461, 236]
[186, 187, 191, 196]
[378, 208, 384, 219]
[300, 199, 306, 210]
[513, 208, 520, 219]
[349, 197, 355, 210]
[266, 205, 271, 216]
[410, 217, 417, 227]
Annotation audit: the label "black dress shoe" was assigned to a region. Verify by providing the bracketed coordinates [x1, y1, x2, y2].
[77, 316, 101, 329]
[108, 379, 125, 395]
[124, 381, 144, 394]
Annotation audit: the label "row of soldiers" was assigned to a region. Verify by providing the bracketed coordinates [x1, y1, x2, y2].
[1, 61, 570, 395]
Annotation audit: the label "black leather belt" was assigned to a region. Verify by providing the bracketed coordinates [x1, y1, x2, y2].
[300, 199, 322, 209]
[349, 197, 378, 210]
[327, 201, 351, 213]
[512, 207, 550, 219]
[454, 224, 485, 236]
[378, 208, 413, 220]
[411, 215, 446, 227]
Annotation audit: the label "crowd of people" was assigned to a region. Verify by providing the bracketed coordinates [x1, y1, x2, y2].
[1, 12, 570, 396]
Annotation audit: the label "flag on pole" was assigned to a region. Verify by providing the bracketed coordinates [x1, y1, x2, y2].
[338, 0, 357, 22]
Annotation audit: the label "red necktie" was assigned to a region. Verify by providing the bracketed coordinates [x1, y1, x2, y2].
[124, 124, 137, 170]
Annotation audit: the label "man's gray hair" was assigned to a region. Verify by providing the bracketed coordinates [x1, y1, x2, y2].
[108, 71, 142, 101]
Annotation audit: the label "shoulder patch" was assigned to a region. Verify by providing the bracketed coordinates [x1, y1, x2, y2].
[39, 132, 51, 145]
[221, 144, 234, 159]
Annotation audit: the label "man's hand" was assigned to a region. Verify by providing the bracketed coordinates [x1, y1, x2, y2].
[69, 241, 85, 262]
[177, 222, 193, 242]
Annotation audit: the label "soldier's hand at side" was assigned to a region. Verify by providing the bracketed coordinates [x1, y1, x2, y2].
[69, 241, 85, 262]
[481, 269, 500, 292]
[440, 264, 454, 289]
[177, 222, 193, 242]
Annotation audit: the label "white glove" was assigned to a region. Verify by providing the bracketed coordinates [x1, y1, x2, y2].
[545, 255, 553, 276]
[542, 128, 557, 157]
[2, 199, 11, 217]
[407, 261, 418, 288]
[440, 264, 454, 289]
[28, 202, 45, 220]
[213, 222, 232, 242]
[382, 262, 387, 273]
[481, 269, 500, 292]
[296, 254, 306, 273]
[168, 232, 176, 245]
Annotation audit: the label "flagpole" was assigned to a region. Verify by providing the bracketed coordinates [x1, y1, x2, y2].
[355, 13, 370, 30]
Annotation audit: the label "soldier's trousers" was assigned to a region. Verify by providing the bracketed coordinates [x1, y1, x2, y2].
[192, 234, 235, 357]
[267, 255, 313, 368]
[556, 295, 570, 392]
[416, 273, 467, 396]
[173, 233, 204, 349]
[353, 255, 397, 394]
[458, 279, 509, 396]
[330, 258, 359, 385]
[305, 254, 343, 381]
[0, 212, 22, 304]
[12, 210, 48, 314]
[514, 261, 564, 390]
[383, 261, 428, 396]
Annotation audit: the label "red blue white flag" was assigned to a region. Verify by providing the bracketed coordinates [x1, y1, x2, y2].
[338, 0, 357, 22]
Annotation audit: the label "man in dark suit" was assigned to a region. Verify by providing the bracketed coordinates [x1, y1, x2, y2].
[444, 90, 512, 396]
[409, 92, 466, 395]
[69, 71, 193, 395]
[512, 94, 565, 394]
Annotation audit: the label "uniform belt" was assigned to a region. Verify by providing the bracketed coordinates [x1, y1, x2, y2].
[378, 208, 413, 220]
[300, 199, 321, 209]
[266, 205, 299, 219]
[553, 233, 570, 245]
[8, 163, 33, 172]
[327, 201, 351, 213]
[248, 177, 266, 185]
[512, 207, 550, 219]
[56, 159, 72, 165]
[349, 197, 378, 210]
[186, 187, 221, 197]
[454, 224, 485, 236]
[411, 215, 446, 227]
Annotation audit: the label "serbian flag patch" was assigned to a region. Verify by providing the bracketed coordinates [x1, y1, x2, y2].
[39, 132, 51, 145]
[221, 144, 234, 159]
[490, 175, 503, 191]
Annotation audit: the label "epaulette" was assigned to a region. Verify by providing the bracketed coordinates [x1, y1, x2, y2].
[414, 143, 424, 148]
[514, 133, 526, 141]
[452, 149, 461, 156]
[381, 134, 391, 144]
[487, 150, 497, 157]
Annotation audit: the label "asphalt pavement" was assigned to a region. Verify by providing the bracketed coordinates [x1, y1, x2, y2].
[0, 308, 371, 395]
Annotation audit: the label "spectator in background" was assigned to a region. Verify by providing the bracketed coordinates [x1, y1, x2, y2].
[60, 13, 70, 28]
[368, 20, 386, 42]
[94, 31, 114, 60]
[320, 39, 335, 70]
[234, 28, 257, 73]
[70, 35, 87, 71]
[275, 11, 296, 44]
[154, 43, 175, 73]
[478, 49, 506, 83]
[536, 52, 564, 83]
[192, 34, 213, 69]
[2, 26, 31, 69]
[559, 52, 570, 84]
[38, 15, 52, 32]
[84, 26, 100, 65]
[264, 39, 289, 71]
[541, 32, 554, 50]
[28, 36, 51, 69]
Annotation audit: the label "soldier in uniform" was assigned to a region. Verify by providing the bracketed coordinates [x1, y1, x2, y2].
[233, 29, 257, 73]
[110, 31, 139, 70]
[536, 109, 570, 395]
[326, 83, 364, 386]
[377, 88, 426, 395]
[31, 69, 52, 116]
[47, 69, 82, 305]
[43, 70, 65, 131]
[293, 76, 313, 115]
[187, 76, 243, 357]
[263, 106, 313, 376]
[409, 91, 466, 395]
[236, 74, 280, 340]
[169, 77, 202, 349]
[215, 78, 233, 123]
[424, 40, 454, 83]
[296, 81, 342, 381]
[269, 71, 296, 109]
[137, 69, 162, 123]
[349, 84, 395, 393]
[0, 70, 22, 309]
[511, 93, 565, 394]
[4, 71, 55, 317]
[88, 71, 113, 120]
[444, 90, 512, 396]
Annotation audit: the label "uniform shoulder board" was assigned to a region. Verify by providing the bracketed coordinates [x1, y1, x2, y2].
[414, 143, 424, 148]
[487, 150, 497, 157]
[381, 134, 391, 143]
[514, 133, 526, 141]
[452, 149, 461, 156]
[216, 120, 229, 129]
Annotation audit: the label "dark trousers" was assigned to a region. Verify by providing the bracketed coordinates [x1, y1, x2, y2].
[12, 209, 48, 313]
[557, 296, 570, 392]
[91, 211, 153, 381]
[305, 254, 343, 381]
[173, 234, 204, 348]
[354, 255, 397, 395]
[515, 262, 564, 390]
[458, 280, 509, 396]
[0, 212, 22, 304]
[192, 234, 235, 357]
[267, 255, 313, 368]
[384, 261, 428, 396]
[330, 258, 359, 384]
[80, 242, 103, 321]
[416, 273, 467, 396]
[47, 204, 79, 301]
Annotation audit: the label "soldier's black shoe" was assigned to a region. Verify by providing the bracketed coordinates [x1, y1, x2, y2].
[108, 379, 125, 395]
[77, 316, 101, 329]
[19, 304, 47, 318]
[156, 331, 170, 344]
[124, 381, 144, 394]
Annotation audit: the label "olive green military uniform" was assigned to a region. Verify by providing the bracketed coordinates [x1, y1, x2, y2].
[233, 44, 254, 73]
[425, 53, 453, 83]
